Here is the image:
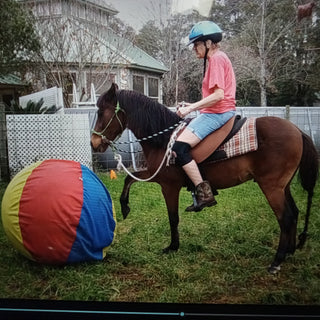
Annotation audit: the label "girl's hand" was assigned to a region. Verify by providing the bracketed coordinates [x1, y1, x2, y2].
[176, 102, 192, 118]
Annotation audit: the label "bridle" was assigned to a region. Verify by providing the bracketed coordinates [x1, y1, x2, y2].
[91, 102, 126, 145]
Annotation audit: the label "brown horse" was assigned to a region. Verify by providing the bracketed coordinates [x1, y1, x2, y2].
[91, 83, 319, 273]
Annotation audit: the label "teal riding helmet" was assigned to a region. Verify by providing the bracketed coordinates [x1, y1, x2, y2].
[188, 21, 223, 45]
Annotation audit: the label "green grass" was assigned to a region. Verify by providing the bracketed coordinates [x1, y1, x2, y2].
[0, 172, 320, 304]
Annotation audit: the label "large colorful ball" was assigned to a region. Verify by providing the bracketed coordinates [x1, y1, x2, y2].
[1, 160, 116, 264]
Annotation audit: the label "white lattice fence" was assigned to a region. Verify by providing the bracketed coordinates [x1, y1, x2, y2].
[6, 114, 92, 177]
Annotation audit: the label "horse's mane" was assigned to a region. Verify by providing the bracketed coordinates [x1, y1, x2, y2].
[117, 90, 181, 148]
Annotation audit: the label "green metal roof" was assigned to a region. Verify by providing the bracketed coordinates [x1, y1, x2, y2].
[0, 74, 26, 86]
[85, 0, 118, 15]
[120, 44, 168, 73]
[103, 29, 168, 74]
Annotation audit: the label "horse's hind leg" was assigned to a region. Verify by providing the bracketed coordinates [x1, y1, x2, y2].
[259, 184, 298, 273]
[285, 186, 299, 253]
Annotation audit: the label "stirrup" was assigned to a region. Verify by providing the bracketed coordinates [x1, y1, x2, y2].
[185, 191, 217, 212]
[185, 191, 198, 212]
[185, 199, 217, 212]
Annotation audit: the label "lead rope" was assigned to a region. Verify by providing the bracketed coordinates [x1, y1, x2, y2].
[113, 121, 187, 182]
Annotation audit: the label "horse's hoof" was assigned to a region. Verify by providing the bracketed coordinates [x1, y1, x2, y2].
[121, 205, 130, 219]
[296, 232, 307, 249]
[162, 246, 178, 254]
[268, 264, 281, 274]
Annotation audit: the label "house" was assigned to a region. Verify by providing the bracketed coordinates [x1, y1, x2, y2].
[0, 74, 28, 108]
[18, 0, 168, 105]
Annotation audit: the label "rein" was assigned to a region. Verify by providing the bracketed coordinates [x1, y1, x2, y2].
[93, 100, 185, 151]
[111, 120, 184, 153]
[114, 121, 187, 182]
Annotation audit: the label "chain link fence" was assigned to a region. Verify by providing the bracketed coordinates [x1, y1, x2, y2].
[67, 106, 320, 172]
[1, 105, 320, 181]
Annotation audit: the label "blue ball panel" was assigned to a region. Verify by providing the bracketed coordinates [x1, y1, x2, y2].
[67, 165, 116, 263]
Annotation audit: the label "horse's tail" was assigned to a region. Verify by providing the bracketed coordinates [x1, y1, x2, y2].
[297, 131, 319, 248]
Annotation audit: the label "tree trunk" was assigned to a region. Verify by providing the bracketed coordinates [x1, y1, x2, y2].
[259, 0, 267, 107]
[260, 61, 267, 107]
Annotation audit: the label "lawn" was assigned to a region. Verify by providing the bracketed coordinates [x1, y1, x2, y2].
[0, 171, 320, 305]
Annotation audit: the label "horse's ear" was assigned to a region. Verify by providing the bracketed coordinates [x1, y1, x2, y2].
[103, 83, 118, 103]
[110, 83, 119, 93]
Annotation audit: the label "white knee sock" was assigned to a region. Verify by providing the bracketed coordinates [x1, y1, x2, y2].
[182, 160, 203, 186]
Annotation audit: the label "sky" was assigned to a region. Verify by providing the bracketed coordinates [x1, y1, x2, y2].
[171, 0, 213, 16]
[106, 0, 171, 30]
[106, 0, 213, 31]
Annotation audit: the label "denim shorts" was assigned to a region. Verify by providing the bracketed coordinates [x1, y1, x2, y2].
[187, 111, 235, 140]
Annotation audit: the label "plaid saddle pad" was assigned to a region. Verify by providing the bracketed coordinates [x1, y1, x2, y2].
[217, 117, 258, 159]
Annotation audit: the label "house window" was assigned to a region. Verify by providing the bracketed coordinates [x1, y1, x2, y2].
[133, 75, 160, 101]
[133, 75, 144, 94]
[78, 3, 85, 19]
[148, 77, 159, 100]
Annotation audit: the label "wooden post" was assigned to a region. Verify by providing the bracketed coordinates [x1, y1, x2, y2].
[285, 105, 290, 121]
[0, 103, 9, 181]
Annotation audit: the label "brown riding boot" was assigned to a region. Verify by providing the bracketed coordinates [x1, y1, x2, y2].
[185, 181, 217, 212]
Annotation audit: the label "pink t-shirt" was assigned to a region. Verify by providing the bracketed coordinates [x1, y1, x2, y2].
[201, 50, 236, 114]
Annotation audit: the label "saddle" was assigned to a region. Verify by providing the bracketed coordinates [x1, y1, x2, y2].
[191, 115, 248, 164]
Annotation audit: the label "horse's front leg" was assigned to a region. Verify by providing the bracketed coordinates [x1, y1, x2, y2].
[161, 184, 181, 253]
[120, 170, 151, 219]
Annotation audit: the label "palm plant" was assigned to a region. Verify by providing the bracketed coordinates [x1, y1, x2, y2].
[7, 98, 61, 114]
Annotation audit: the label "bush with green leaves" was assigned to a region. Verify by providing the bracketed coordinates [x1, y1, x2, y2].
[7, 98, 61, 114]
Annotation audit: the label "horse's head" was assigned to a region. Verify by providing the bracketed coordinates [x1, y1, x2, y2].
[91, 83, 127, 153]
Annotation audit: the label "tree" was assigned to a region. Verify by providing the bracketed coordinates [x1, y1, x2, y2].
[161, 14, 195, 105]
[136, 11, 203, 106]
[211, 0, 320, 106]
[135, 21, 163, 59]
[291, 2, 320, 105]
[212, 0, 297, 106]
[0, 0, 40, 75]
